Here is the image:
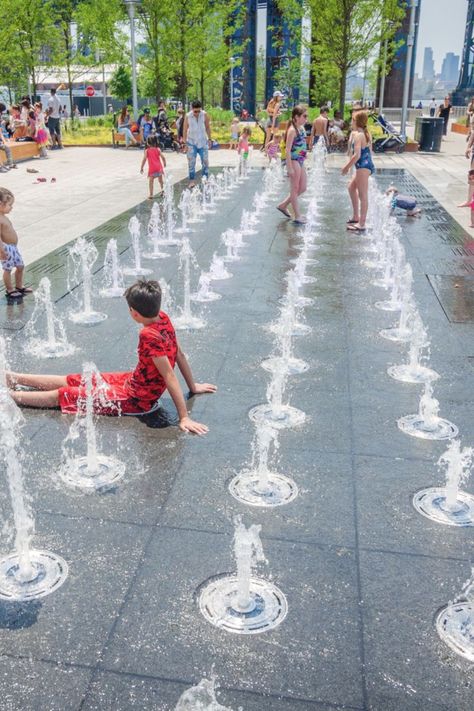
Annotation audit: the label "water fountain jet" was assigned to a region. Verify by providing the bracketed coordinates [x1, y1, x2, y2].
[413, 439, 474, 526]
[68, 237, 107, 325]
[100, 239, 126, 297]
[198, 517, 287, 634]
[58, 362, 126, 491]
[25, 277, 76, 358]
[229, 425, 298, 507]
[0, 337, 69, 600]
[397, 381, 458, 440]
[436, 568, 474, 662]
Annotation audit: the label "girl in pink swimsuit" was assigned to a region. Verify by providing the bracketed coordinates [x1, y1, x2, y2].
[140, 135, 166, 199]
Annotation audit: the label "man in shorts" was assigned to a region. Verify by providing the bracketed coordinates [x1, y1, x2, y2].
[47, 88, 63, 149]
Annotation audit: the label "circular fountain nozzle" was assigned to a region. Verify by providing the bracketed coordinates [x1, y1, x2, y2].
[397, 415, 458, 441]
[413, 488, 474, 526]
[436, 602, 474, 662]
[229, 471, 298, 507]
[261, 356, 309, 375]
[59, 454, 125, 492]
[0, 550, 68, 601]
[172, 315, 207, 330]
[388, 364, 440, 384]
[198, 574, 288, 634]
[249, 403, 306, 430]
[69, 311, 108, 325]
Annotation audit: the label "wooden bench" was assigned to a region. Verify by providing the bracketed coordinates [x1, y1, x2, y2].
[0, 141, 40, 165]
[111, 129, 140, 148]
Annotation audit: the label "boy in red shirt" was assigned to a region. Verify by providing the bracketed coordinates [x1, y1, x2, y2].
[6, 280, 216, 435]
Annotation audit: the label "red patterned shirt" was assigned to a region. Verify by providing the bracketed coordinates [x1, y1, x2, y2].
[125, 312, 178, 410]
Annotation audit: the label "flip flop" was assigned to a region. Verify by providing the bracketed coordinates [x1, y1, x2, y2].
[292, 219, 306, 226]
[347, 224, 366, 232]
[5, 290, 23, 299]
[17, 286, 33, 294]
[277, 206, 291, 218]
[346, 218, 358, 224]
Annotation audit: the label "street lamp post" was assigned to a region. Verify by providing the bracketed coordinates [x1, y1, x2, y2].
[379, 35, 389, 115]
[230, 56, 235, 114]
[124, 0, 141, 119]
[400, 0, 418, 139]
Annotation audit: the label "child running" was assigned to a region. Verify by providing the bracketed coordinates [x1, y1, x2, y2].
[265, 132, 281, 163]
[6, 280, 217, 434]
[230, 117, 240, 149]
[0, 188, 33, 300]
[140, 135, 166, 199]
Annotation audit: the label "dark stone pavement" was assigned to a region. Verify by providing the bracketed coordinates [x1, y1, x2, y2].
[0, 168, 473, 710]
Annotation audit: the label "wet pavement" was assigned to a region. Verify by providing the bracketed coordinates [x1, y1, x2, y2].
[0, 167, 473, 711]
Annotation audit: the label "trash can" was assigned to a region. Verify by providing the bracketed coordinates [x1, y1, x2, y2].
[414, 116, 444, 152]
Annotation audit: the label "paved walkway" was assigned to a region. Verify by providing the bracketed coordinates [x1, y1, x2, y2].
[1, 124, 471, 265]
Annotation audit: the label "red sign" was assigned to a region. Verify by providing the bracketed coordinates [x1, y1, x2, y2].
[85, 86, 95, 97]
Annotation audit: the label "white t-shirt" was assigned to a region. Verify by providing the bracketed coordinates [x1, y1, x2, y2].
[186, 110, 208, 148]
[429, 100, 436, 110]
[47, 94, 61, 119]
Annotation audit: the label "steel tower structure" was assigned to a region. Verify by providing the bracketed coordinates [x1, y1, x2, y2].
[452, 1, 474, 105]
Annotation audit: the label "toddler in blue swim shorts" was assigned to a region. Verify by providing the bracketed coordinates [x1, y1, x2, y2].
[0, 187, 33, 300]
[386, 185, 421, 217]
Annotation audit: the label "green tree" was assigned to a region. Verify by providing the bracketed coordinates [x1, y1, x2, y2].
[136, 0, 174, 104]
[307, 0, 404, 112]
[110, 65, 132, 101]
[0, 0, 57, 98]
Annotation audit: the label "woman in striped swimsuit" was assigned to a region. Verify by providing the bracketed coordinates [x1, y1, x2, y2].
[277, 105, 308, 225]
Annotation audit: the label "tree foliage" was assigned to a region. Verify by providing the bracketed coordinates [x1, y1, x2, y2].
[109, 65, 132, 101]
[276, 0, 404, 111]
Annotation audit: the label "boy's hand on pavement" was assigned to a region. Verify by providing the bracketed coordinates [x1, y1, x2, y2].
[191, 382, 217, 394]
[179, 416, 209, 435]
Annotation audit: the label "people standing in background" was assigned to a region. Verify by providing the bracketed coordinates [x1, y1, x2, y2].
[429, 98, 436, 117]
[229, 117, 240, 149]
[47, 88, 63, 149]
[263, 91, 284, 150]
[437, 96, 452, 136]
[310, 106, 329, 147]
[175, 108, 185, 149]
[63, 105, 69, 120]
[34, 102, 49, 157]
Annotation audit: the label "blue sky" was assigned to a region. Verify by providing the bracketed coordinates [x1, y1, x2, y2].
[415, 0, 467, 73]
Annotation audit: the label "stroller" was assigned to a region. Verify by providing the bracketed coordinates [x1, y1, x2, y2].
[156, 122, 180, 152]
[370, 112, 406, 153]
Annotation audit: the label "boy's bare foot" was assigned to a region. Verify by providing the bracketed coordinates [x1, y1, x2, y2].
[458, 201, 470, 207]
[148, 195, 153, 200]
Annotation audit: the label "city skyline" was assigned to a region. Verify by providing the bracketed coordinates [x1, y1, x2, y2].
[415, 0, 466, 76]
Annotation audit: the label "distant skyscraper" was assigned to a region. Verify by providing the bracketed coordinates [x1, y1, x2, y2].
[440, 52, 460, 83]
[422, 47, 435, 80]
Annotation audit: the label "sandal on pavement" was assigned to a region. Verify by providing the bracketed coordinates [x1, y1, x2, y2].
[5, 290, 23, 299]
[277, 206, 291, 218]
[17, 287, 33, 294]
[292, 219, 306, 225]
[346, 218, 358, 224]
